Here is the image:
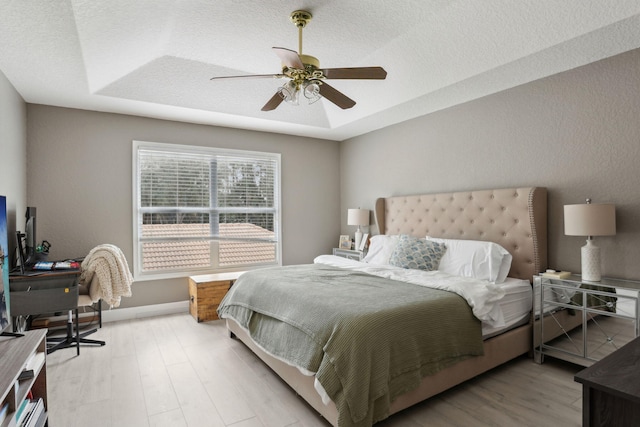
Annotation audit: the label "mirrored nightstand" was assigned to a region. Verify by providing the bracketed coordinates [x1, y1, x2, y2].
[534, 274, 640, 366]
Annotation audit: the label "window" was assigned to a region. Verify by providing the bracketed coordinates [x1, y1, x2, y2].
[133, 141, 281, 280]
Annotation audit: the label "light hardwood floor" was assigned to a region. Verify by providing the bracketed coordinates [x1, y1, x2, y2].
[46, 313, 583, 427]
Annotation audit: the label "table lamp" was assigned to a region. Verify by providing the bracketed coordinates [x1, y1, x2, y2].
[347, 208, 369, 251]
[564, 199, 616, 281]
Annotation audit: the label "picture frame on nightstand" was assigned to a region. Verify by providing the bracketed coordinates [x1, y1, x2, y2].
[339, 235, 351, 249]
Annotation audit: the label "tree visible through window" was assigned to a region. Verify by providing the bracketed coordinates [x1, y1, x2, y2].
[133, 141, 281, 279]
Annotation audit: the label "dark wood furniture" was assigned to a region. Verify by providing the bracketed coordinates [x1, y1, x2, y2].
[574, 335, 640, 427]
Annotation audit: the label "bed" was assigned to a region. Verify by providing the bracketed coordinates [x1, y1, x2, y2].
[218, 186, 548, 426]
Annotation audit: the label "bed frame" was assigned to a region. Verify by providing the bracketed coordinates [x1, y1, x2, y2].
[226, 186, 548, 425]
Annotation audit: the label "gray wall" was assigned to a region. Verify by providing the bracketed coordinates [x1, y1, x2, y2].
[12, 46, 640, 311]
[26, 106, 341, 308]
[341, 48, 640, 280]
[0, 69, 27, 265]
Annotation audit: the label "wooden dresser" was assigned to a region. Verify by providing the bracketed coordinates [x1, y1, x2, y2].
[574, 335, 640, 426]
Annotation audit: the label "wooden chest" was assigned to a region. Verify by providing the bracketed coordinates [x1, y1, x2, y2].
[188, 271, 244, 322]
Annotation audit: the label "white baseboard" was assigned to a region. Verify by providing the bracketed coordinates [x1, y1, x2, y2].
[18, 301, 190, 329]
[102, 300, 189, 323]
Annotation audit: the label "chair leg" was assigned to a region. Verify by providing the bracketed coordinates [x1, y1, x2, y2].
[74, 308, 80, 355]
[47, 308, 105, 354]
[47, 310, 80, 355]
[77, 329, 106, 346]
[76, 306, 105, 347]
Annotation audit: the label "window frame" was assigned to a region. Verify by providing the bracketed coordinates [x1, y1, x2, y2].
[132, 140, 282, 281]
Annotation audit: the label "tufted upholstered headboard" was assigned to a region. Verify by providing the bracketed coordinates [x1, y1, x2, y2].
[374, 187, 547, 282]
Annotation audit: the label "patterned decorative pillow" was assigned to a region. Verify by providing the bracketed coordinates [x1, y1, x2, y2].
[388, 235, 447, 271]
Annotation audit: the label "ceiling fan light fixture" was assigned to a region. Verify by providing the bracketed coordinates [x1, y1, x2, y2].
[303, 81, 322, 104]
[278, 80, 299, 105]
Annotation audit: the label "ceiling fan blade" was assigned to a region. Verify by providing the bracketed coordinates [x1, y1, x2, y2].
[320, 67, 387, 80]
[210, 74, 284, 81]
[261, 92, 284, 111]
[318, 82, 356, 109]
[272, 47, 305, 69]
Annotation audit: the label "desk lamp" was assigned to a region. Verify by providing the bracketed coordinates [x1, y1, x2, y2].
[564, 199, 616, 281]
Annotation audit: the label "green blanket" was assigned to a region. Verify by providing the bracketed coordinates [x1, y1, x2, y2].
[217, 264, 483, 426]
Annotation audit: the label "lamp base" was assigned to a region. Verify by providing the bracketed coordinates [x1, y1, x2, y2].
[581, 239, 601, 282]
[354, 229, 363, 251]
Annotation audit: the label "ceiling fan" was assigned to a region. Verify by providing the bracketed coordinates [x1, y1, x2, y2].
[210, 10, 387, 111]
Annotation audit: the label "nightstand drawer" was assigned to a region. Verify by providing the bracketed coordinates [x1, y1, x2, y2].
[188, 271, 244, 322]
[332, 248, 364, 261]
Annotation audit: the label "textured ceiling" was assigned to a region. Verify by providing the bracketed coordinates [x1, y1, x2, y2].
[1, 1, 639, 141]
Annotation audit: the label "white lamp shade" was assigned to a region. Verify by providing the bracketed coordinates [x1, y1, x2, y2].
[347, 209, 369, 226]
[564, 203, 616, 236]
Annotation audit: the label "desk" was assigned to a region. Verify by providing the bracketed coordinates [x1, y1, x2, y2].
[9, 270, 79, 318]
[9, 270, 81, 354]
[574, 336, 640, 426]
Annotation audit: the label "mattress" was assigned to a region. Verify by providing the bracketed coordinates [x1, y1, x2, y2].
[482, 277, 532, 338]
[313, 255, 532, 338]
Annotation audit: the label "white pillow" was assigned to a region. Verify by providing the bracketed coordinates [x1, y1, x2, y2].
[425, 236, 512, 283]
[362, 235, 400, 265]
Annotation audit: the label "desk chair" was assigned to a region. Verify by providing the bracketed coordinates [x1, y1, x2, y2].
[79, 244, 133, 309]
[46, 272, 105, 354]
[48, 244, 133, 354]
[79, 289, 101, 326]
[77, 276, 104, 337]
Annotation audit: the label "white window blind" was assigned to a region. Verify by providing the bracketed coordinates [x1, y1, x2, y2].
[133, 141, 281, 280]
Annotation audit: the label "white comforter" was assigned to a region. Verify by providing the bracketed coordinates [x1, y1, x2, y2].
[314, 255, 507, 328]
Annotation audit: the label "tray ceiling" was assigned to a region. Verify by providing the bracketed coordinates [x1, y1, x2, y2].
[1, 1, 639, 141]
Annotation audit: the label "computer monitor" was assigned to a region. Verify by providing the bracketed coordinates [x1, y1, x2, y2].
[0, 196, 11, 335]
[24, 207, 36, 267]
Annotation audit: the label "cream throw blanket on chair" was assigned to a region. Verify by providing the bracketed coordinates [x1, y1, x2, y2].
[80, 244, 133, 308]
